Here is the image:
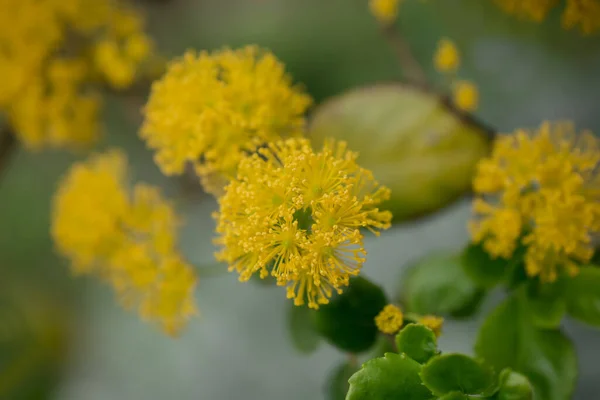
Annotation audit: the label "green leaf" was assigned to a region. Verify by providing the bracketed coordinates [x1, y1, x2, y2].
[326, 362, 358, 400]
[420, 354, 497, 397]
[309, 84, 492, 221]
[346, 353, 433, 400]
[565, 266, 600, 327]
[524, 281, 566, 329]
[395, 324, 438, 364]
[287, 303, 320, 354]
[495, 369, 534, 400]
[475, 290, 577, 400]
[461, 243, 508, 288]
[313, 277, 387, 353]
[401, 253, 485, 318]
[437, 393, 469, 400]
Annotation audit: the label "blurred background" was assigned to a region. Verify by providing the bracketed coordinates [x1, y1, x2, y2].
[1, 0, 600, 398]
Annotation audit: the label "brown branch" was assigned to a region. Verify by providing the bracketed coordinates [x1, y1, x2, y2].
[0, 126, 16, 179]
[380, 23, 429, 89]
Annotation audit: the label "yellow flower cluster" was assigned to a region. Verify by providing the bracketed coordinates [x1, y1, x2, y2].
[494, 0, 600, 34]
[214, 138, 392, 309]
[470, 122, 600, 282]
[51, 150, 197, 335]
[369, 0, 403, 24]
[433, 38, 479, 113]
[375, 304, 404, 334]
[141, 46, 313, 195]
[0, 0, 153, 149]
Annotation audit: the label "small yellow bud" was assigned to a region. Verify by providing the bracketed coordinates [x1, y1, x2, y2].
[369, 0, 402, 24]
[453, 80, 479, 113]
[419, 315, 444, 337]
[375, 304, 404, 334]
[434, 38, 460, 73]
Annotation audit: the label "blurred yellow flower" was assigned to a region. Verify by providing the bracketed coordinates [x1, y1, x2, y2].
[214, 138, 392, 309]
[434, 38, 460, 73]
[419, 315, 444, 337]
[375, 304, 404, 334]
[0, 0, 154, 149]
[52, 150, 197, 335]
[141, 46, 313, 195]
[494, 0, 600, 34]
[369, 0, 402, 24]
[562, 0, 600, 34]
[452, 80, 479, 113]
[470, 122, 600, 282]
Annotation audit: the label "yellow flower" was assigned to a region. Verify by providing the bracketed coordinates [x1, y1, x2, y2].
[0, 0, 154, 149]
[434, 38, 460, 73]
[419, 315, 444, 337]
[369, 0, 402, 24]
[494, 0, 600, 34]
[52, 150, 197, 335]
[140, 46, 313, 195]
[375, 304, 404, 334]
[493, 0, 558, 22]
[470, 122, 600, 282]
[214, 138, 392, 309]
[452, 80, 479, 113]
[562, 0, 600, 35]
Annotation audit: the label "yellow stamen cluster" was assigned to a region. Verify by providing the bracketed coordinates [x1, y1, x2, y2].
[0, 0, 153, 149]
[51, 150, 197, 335]
[434, 39, 460, 73]
[470, 122, 600, 282]
[494, 0, 600, 34]
[214, 138, 392, 309]
[369, 0, 403, 24]
[453, 81, 479, 113]
[375, 304, 404, 334]
[419, 315, 444, 337]
[141, 46, 313, 195]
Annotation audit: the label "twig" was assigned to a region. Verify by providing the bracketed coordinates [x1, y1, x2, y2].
[380, 23, 429, 89]
[439, 94, 497, 140]
[0, 126, 16, 179]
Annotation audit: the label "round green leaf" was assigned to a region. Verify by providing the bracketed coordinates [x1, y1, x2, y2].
[437, 393, 469, 400]
[496, 369, 534, 400]
[326, 362, 358, 400]
[313, 277, 387, 353]
[420, 354, 497, 396]
[346, 353, 433, 400]
[401, 253, 484, 318]
[461, 243, 509, 288]
[309, 84, 492, 221]
[287, 303, 320, 354]
[475, 290, 577, 400]
[525, 281, 566, 329]
[565, 266, 600, 327]
[395, 324, 439, 364]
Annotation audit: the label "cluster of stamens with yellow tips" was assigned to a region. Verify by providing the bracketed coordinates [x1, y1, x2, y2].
[470, 121, 600, 282]
[51, 150, 197, 335]
[214, 138, 392, 309]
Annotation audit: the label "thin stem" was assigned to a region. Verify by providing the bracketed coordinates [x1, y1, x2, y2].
[380, 23, 429, 89]
[0, 126, 16, 181]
